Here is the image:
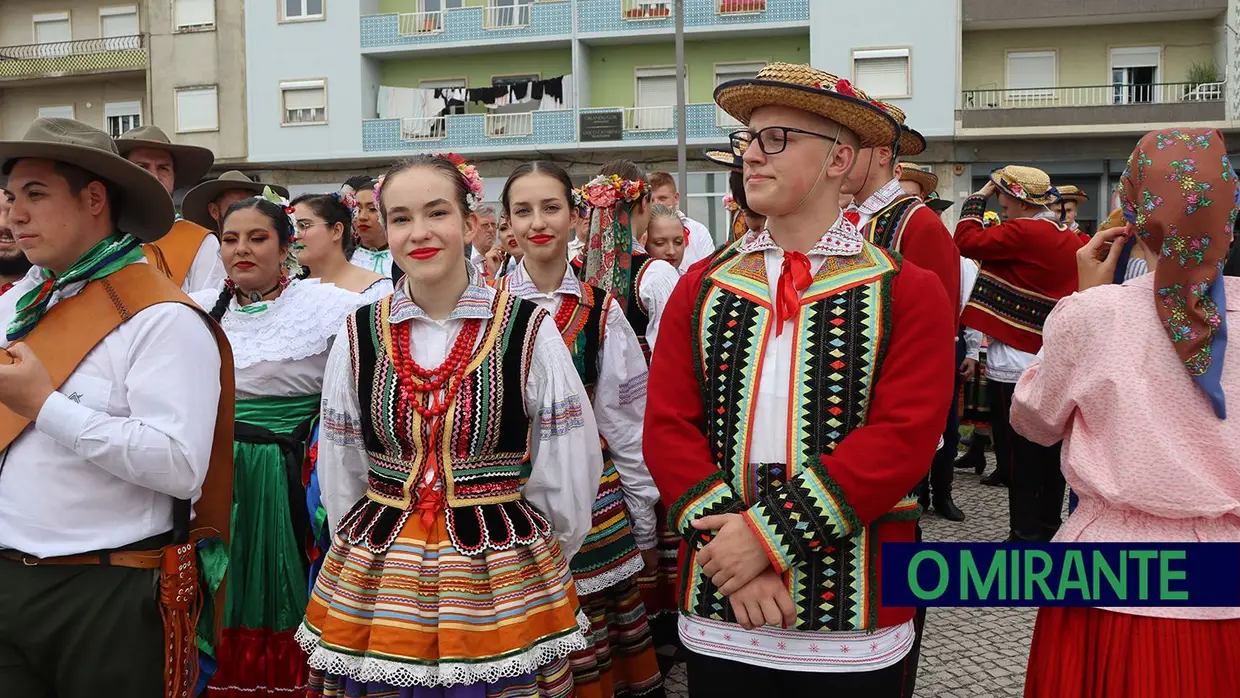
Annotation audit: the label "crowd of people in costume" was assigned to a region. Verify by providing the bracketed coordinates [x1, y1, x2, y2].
[0, 59, 1236, 698]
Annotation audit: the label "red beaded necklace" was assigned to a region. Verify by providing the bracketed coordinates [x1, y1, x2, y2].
[392, 318, 481, 420]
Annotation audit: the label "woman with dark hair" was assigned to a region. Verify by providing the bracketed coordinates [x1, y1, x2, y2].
[189, 191, 368, 697]
[499, 160, 665, 698]
[1016, 128, 1240, 697]
[344, 177, 392, 276]
[300, 154, 604, 698]
[291, 191, 393, 300]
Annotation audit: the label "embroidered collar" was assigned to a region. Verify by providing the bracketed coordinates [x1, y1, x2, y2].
[389, 261, 494, 323]
[737, 213, 865, 258]
[506, 260, 582, 300]
[857, 178, 906, 217]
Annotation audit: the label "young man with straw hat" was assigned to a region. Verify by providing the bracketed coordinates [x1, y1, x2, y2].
[0, 118, 235, 697]
[955, 165, 1082, 539]
[1055, 184, 1092, 244]
[181, 170, 289, 235]
[643, 63, 955, 695]
[116, 124, 225, 294]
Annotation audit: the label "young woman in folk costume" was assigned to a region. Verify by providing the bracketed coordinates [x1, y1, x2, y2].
[497, 161, 666, 698]
[344, 177, 393, 277]
[292, 190, 394, 302]
[299, 153, 605, 698]
[190, 189, 370, 697]
[578, 160, 683, 666]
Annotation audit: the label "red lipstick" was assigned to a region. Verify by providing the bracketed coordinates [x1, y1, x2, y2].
[409, 247, 440, 260]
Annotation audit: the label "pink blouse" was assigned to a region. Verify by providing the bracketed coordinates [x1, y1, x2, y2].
[1012, 273, 1240, 620]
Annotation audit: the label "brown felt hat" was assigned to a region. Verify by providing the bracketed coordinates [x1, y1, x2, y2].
[0, 118, 174, 242]
[115, 124, 215, 190]
[181, 170, 289, 230]
[714, 62, 900, 148]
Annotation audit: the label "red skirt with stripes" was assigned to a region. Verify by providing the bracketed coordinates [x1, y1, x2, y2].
[1024, 607, 1240, 698]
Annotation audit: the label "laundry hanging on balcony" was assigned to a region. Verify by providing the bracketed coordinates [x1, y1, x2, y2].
[376, 75, 572, 120]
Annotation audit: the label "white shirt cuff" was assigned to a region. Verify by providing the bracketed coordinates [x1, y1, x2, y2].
[35, 390, 93, 451]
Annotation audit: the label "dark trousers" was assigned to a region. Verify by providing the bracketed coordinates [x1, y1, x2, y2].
[0, 556, 164, 697]
[1009, 433, 1066, 542]
[687, 642, 921, 698]
[923, 336, 966, 500]
[988, 380, 1016, 486]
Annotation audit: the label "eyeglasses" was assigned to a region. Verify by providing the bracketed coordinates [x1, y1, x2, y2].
[730, 126, 840, 157]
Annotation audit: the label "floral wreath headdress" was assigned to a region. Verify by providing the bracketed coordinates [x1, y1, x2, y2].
[582, 173, 650, 307]
[261, 185, 305, 281]
[438, 152, 486, 211]
[332, 187, 362, 242]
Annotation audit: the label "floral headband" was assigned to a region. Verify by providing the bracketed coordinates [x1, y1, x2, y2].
[333, 188, 360, 220]
[723, 193, 740, 213]
[261, 185, 305, 278]
[582, 174, 648, 209]
[436, 152, 485, 211]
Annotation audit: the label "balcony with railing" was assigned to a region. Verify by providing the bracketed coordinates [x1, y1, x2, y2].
[959, 82, 1227, 129]
[362, 109, 576, 153]
[578, 0, 807, 35]
[0, 34, 147, 82]
[360, 1, 571, 50]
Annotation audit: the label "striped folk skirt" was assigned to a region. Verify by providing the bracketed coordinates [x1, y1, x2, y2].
[299, 508, 587, 697]
[568, 456, 663, 697]
[1024, 607, 1240, 698]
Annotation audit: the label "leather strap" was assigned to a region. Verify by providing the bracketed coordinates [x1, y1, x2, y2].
[143, 220, 213, 289]
[0, 549, 163, 569]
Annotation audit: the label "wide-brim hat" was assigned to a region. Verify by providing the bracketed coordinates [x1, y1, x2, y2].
[925, 193, 955, 213]
[1056, 184, 1089, 204]
[714, 63, 900, 149]
[0, 118, 174, 243]
[898, 126, 926, 158]
[703, 148, 743, 171]
[181, 170, 289, 230]
[115, 124, 215, 190]
[900, 164, 939, 196]
[990, 165, 1060, 206]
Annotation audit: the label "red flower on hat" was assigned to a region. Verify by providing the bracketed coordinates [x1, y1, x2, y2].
[835, 79, 857, 98]
[871, 100, 889, 112]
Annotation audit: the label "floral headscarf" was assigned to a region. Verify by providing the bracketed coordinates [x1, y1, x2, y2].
[581, 174, 648, 309]
[1120, 128, 1237, 418]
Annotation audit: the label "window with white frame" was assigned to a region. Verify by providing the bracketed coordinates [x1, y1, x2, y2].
[175, 86, 219, 132]
[281, 80, 327, 125]
[634, 67, 684, 131]
[854, 48, 911, 99]
[174, 0, 216, 30]
[33, 12, 72, 58]
[38, 105, 75, 119]
[1111, 46, 1161, 105]
[105, 101, 142, 138]
[100, 6, 139, 39]
[282, 0, 324, 21]
[1005, 50, 1056, 98]
[715, 62, 764, 127]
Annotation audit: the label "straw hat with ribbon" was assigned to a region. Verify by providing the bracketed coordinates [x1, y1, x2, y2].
[181, 170, 290, 230]
[0, 118, 174, 242]
[989, 165, 1060, 207]
[714, 63, 900, 148]
[1056, 184, 1089, 204]
[115, 124, 215, 190]
[899, 163, 939, 198]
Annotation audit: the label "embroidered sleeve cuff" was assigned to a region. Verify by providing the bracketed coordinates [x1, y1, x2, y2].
[748, 461, 865, 550]
[960, 195, 988, 222]
[35, 391, 94, 452]
[741, 506, 796, 573]
[667, 471, 741, 542]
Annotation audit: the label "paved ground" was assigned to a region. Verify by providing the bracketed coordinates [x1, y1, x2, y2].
[664, 452, 1041, 698]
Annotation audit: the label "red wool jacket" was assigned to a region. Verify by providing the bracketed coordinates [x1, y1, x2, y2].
[867, 197, 962, 324]
[955, 198, 1083, 354]
[643, 251, 955, 629]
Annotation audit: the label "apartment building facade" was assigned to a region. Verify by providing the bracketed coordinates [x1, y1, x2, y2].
[0, 0, 247, 183]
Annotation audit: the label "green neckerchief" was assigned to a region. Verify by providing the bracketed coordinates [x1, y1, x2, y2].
[6, 233, 145, 342]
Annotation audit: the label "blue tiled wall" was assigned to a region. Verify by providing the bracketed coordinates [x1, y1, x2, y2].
[577, 0, 808, 34]
[361, 1, 571, 49]
[363, 110, 577, 153]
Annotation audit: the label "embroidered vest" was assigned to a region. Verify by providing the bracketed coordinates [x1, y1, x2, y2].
[335, 290, 551, 556]
[684, 243, 918, 632]
[555, 283, 609, 392]
[865, 195, 923, 252]
[624, 253, 654, 358]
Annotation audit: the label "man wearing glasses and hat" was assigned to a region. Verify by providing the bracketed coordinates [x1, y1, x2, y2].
[643, 63, 955, 695]
[0, 118, 234, 698]
[116, 125, 225, 294]
[955, 166, 1083, 541]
